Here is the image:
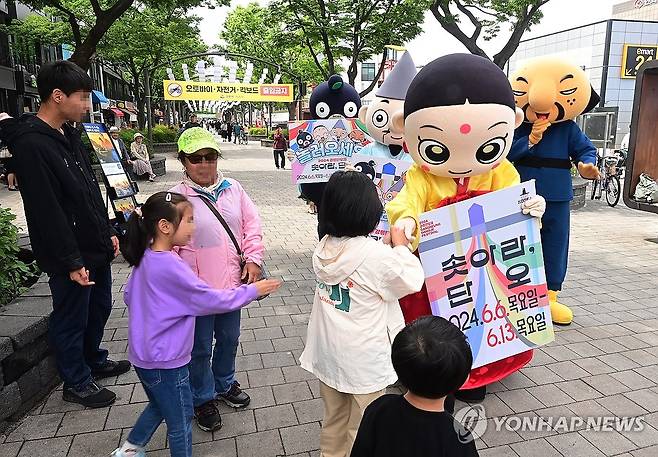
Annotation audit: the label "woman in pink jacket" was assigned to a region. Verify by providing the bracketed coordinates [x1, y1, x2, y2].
[170, 127, 264, 433]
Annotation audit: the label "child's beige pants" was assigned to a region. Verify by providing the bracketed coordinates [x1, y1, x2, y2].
[319, 381, 385, 457]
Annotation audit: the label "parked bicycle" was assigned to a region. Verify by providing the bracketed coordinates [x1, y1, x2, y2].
[590, 151, 623, 207]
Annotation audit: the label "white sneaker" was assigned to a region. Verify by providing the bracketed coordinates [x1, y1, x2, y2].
[110, 448, 146, 457]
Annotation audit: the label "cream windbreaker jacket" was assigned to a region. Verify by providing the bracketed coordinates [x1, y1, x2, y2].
[300, 236, 425, 394]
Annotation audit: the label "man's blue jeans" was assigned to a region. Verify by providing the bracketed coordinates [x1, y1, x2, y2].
[128, 366, 193, 457]
[189, 310, 241, 407]
[48, 265, 112, 390]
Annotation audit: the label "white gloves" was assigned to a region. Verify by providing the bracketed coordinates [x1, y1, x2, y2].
[521, 195, 546, 218]
[286, 150, 295, 161]
[394, 217, 417, 245]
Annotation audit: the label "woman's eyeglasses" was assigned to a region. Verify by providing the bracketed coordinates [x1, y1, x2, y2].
[186, 152, 219, 164]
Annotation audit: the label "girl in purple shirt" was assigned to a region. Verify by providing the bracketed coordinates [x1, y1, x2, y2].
[112, 191, 280, 457]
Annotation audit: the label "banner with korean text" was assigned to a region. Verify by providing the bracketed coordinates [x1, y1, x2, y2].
[288, 119, 374, 183]
[418, 181, 554, 368]
[163, 80, 294, 102]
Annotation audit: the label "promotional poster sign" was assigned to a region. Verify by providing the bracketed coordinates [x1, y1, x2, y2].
[82, 123, 137, 222]
[349, 153, 412, 241]
[163, 80, 294, 102]
[289, 119, 373, 184]
[83, 123, 126, 177]
[418, 181, 554, 368]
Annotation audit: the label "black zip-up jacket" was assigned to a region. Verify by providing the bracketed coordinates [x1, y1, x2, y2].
[0, 114, 114, 275]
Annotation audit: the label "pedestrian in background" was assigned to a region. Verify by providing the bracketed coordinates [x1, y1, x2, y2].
[273, 127, 288, 169]
[130, 133, 156, 181]
[0, 60, 130, 408]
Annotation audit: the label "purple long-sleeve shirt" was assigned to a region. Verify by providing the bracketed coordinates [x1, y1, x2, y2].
[124, 249, 258, 369]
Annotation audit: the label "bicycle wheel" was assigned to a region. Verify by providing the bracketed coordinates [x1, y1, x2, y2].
[590, 178, 599, 200]
[606, 175, 621, 207]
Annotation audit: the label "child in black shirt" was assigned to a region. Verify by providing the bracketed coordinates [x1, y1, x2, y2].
[351, 316, 479, 457]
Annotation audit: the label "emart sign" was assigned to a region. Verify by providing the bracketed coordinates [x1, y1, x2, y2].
[163, 80, 294, 102]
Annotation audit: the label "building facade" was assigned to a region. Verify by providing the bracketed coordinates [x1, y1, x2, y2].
[507, 16, 658, 146]
[613, 0, 658, 21]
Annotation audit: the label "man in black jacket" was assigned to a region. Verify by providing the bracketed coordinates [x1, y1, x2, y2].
[0, 61, 130, 408]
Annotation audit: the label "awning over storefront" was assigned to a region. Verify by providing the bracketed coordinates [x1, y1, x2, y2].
[110, 108, 124, 117]
[92, 90, 109, 108]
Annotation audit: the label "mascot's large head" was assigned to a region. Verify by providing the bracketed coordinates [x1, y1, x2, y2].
[510, 57, 600, 124]
[358, 51, 417, 148]
[309, 75, 361, 119]
[392, 54, 523, 179]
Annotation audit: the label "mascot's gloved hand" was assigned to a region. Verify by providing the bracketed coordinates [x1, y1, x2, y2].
[522, 195, 546, 218]
[577, 162, 600, 180]
[394, 217, 417, 245]
[529, 119, 551, 145]
[286, 150, 295, 161]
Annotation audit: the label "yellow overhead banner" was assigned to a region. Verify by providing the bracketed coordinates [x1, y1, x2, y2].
[163, 80, 294, 102]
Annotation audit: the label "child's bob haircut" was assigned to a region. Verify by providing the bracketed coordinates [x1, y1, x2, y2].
[318, 171, 383, 239]
[392, 316, 473, 399]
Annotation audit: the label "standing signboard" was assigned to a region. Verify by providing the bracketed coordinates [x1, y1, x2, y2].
[418, 181, 555, 368]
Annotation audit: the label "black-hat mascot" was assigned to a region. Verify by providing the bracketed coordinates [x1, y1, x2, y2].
[300, 75, 362, 237]
[386, 53, 547, 402]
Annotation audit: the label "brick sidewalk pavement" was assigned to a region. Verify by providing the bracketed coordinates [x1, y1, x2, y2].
[1, 141, 658, 457]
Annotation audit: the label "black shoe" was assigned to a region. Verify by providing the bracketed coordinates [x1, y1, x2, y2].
[91, 359, 132, 379]
[194, 400, 222, 432]
[218, 381, 250, 408]
[63, 381, 117, 408]
[454, 386, 486, 403]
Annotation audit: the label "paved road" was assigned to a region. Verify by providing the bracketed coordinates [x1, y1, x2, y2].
[1, 141, 658, 457]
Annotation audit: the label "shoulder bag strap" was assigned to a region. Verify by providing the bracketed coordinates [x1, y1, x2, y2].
[197, 195, 244, 261]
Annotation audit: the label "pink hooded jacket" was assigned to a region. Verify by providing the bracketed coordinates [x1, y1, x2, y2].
[170, 178, 264, 289]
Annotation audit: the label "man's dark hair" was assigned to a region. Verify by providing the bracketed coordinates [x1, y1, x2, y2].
[392, 316, 473, 399]
[318, 171, 382, 238]
[37, 60, 93, 102]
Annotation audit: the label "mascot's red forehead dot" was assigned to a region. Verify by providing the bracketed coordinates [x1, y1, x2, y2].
[460, 123, 471, 134]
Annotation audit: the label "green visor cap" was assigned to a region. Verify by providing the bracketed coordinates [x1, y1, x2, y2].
[178, 127, 221, 155]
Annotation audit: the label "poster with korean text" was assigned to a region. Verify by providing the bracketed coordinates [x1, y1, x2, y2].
[418, 181, 554, 368]
[350, 153, 412, 241]
[289, 119, 373, 184]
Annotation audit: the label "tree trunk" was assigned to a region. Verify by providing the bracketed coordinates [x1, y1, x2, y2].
[67, 0, 135, 70]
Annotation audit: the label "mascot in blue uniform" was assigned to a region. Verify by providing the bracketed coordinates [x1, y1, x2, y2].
[508, 57, 600, 325]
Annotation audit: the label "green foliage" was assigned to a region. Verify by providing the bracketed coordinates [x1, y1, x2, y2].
[267, 0, 430, 92]
[0, 208, 39, 306]
[152, 125, 178, 144]
[219, 2, 330, 87]
[119, 125, 176, 144]
[249, 127, 267, 136]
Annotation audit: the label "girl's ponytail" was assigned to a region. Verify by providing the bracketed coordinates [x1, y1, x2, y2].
[120, 191, 191, 267]
[122, 208, 149, 267]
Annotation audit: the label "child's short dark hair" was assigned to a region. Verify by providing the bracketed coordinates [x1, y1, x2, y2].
[392, 316, 473, 399]
[37, 60, 93, 101]
[318, 171, 383, 238]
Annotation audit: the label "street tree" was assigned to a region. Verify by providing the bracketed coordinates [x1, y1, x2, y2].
[430, 0, 551, 68]
[220, 2, 330, 118]
[97, 6, 206, 128]
[11, 0, 225, 70]
[271, 0, 429, 96]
